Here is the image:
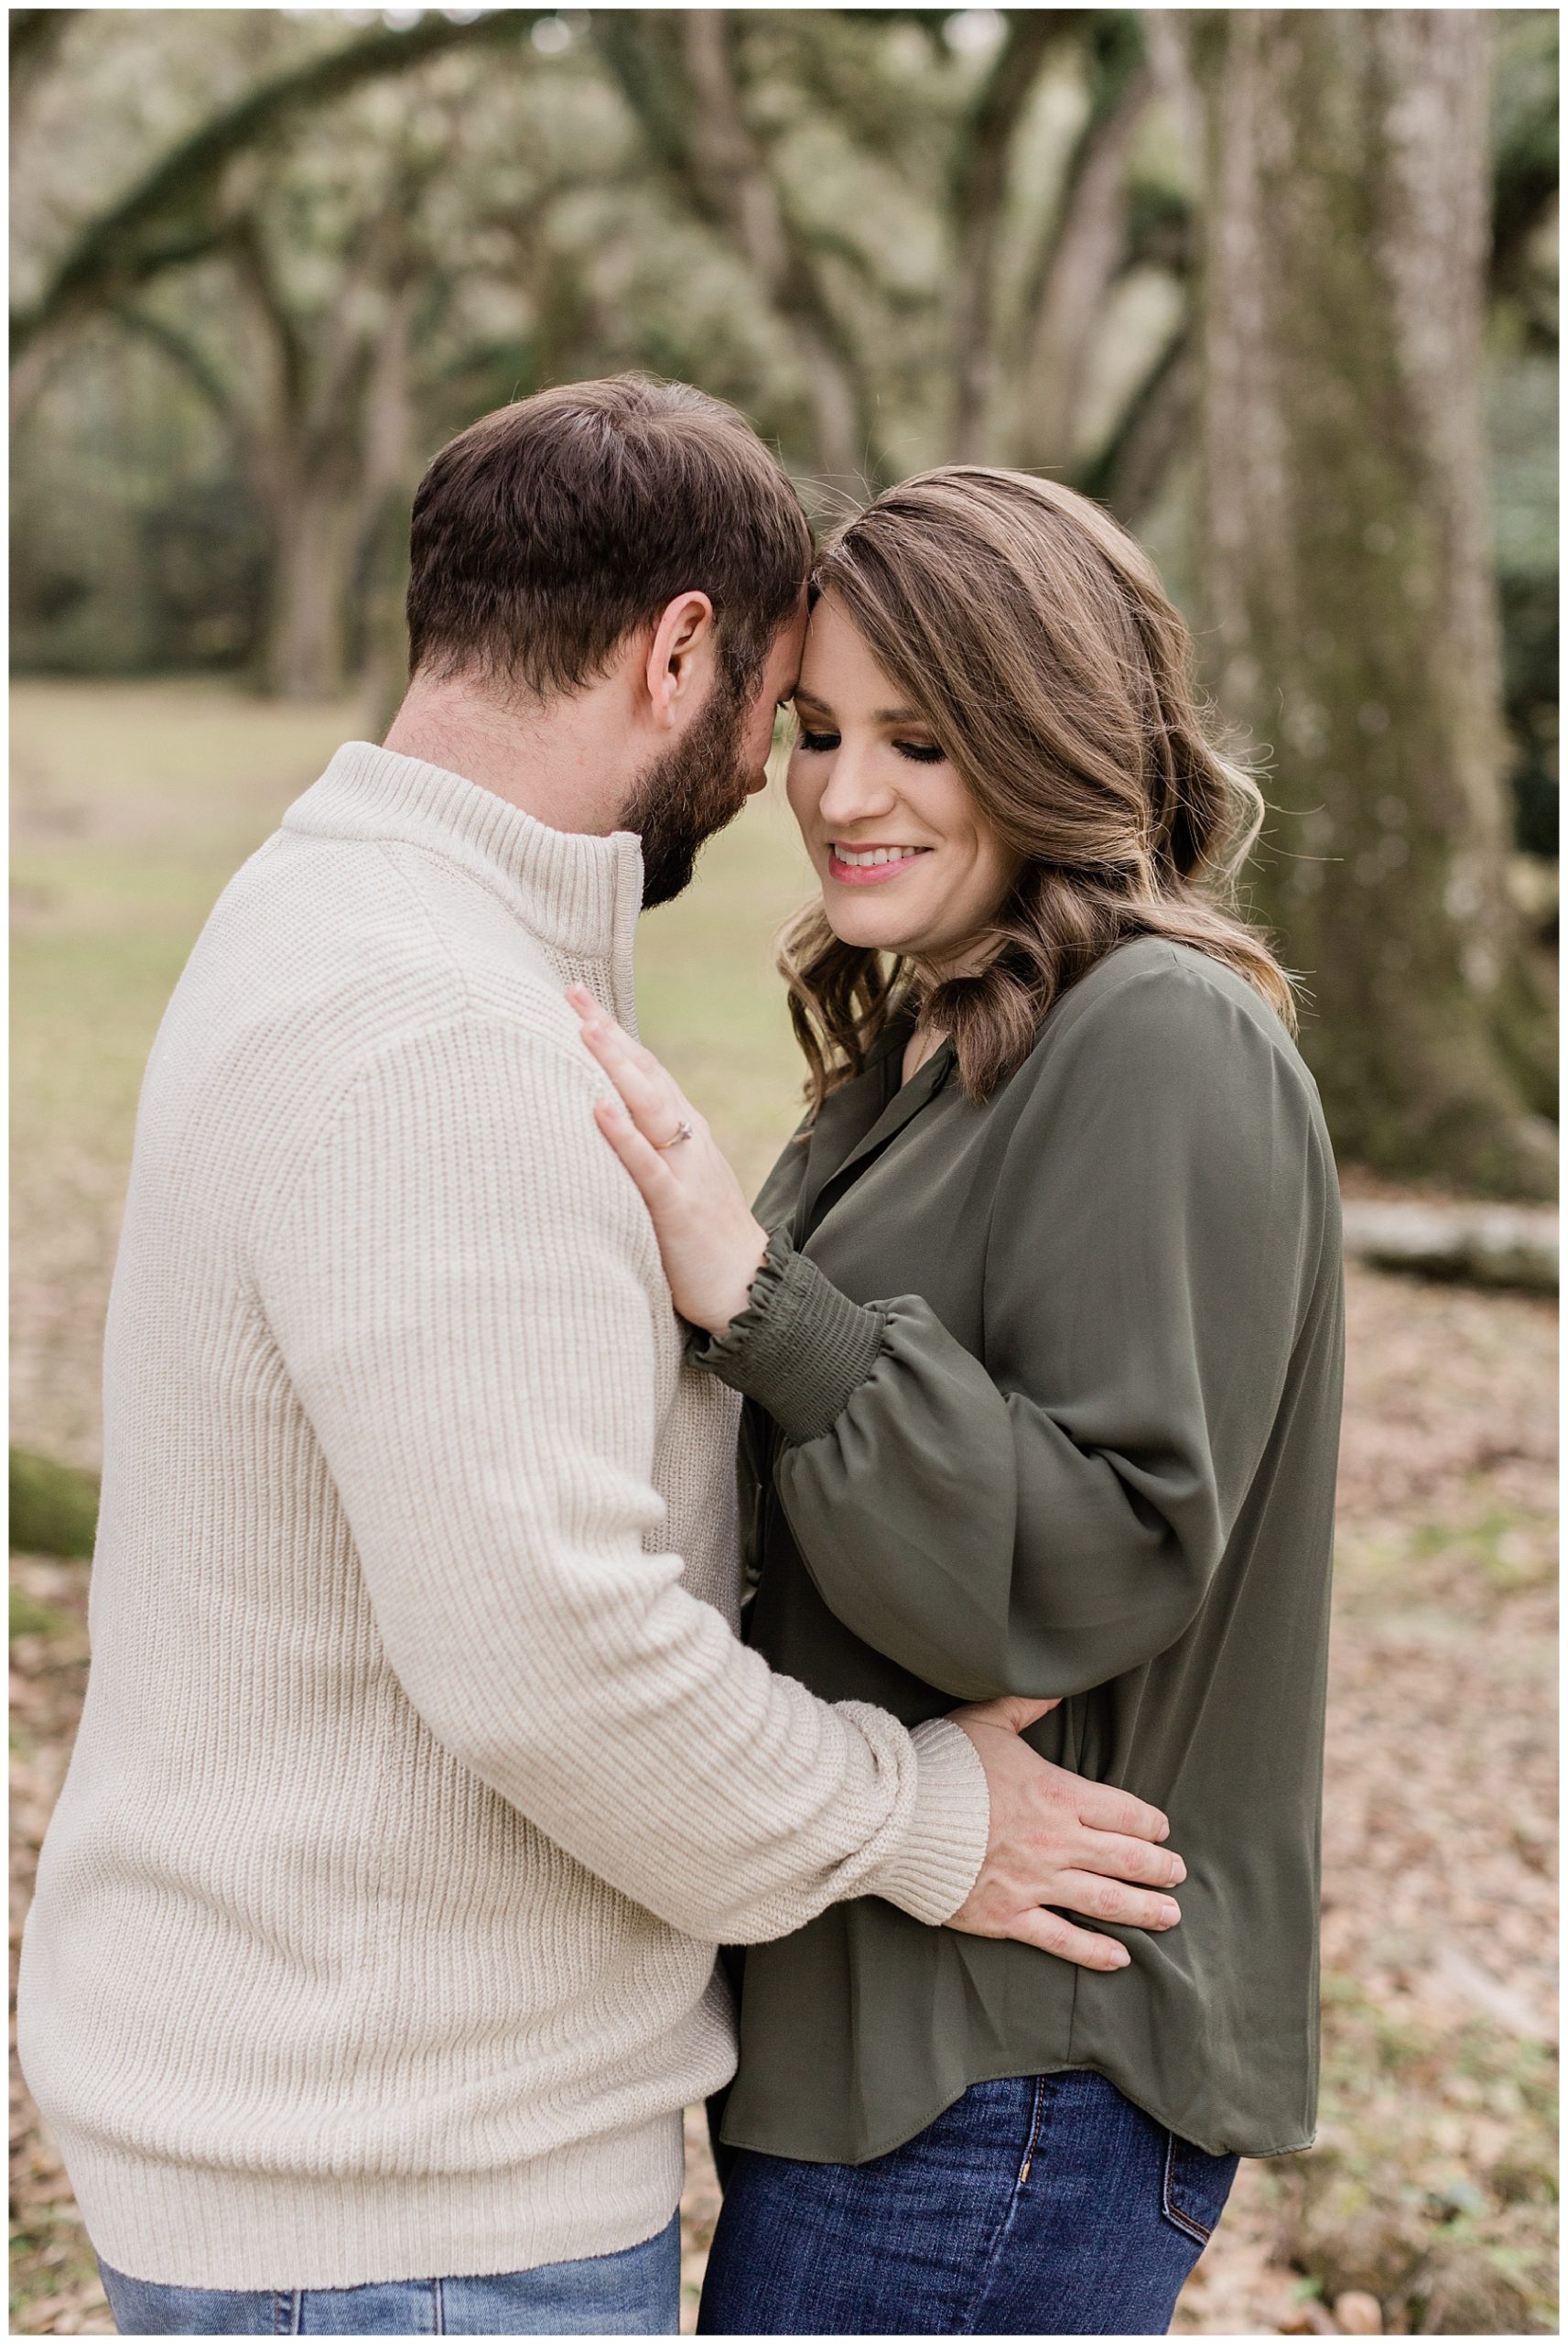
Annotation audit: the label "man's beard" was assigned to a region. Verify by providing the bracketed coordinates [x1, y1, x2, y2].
[621, 667, 761, 910]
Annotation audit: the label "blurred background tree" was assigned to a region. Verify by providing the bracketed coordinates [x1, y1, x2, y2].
[9, 5, 1557, 1193]
[1192, 8, 1555, 1194]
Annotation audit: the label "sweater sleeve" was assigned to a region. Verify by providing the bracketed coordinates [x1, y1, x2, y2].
[249, 1012, 988, 1944]
[693, 957, 1333, 1701]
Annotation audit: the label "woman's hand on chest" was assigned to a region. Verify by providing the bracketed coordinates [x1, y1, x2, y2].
[570, 989, 769, 1338]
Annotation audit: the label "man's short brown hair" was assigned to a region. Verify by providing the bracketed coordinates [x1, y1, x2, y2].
[406, 375, 811, 699]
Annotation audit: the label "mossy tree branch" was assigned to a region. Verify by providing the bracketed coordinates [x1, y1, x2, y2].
[11, 13, 543, 364]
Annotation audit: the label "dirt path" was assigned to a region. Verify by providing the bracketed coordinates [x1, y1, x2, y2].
[10, 1261, 1556, 2335]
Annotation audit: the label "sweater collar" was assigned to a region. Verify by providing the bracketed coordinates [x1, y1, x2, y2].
[284, 742, 645, 971]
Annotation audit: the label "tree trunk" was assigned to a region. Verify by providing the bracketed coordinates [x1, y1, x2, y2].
[1011, 65, 1151, 470]
[355, 277, 420, 732]
[1194, 9, 1555, 1198]
[946, 12, 1063, 461]
[260, 481, 361, 700]
[231, 210, 397, 702]
[680, 12, 866, 484]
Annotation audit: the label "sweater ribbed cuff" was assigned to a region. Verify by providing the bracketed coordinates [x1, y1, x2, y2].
[866, 1717, 991, 1926]
[687, 1226, 885, 1443]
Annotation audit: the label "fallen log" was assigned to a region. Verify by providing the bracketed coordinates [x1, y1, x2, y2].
[1339, 1201, 1558, 1296]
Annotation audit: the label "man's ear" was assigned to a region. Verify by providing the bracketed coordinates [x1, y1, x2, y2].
[643, 591, 716, 732]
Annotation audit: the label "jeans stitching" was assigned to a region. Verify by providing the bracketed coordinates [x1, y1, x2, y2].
[960, 2076, 1050, 2335]
[433, 2275, 446, 2336]
[1015, 2072, 1047, 2191]
[1161, 2130, 1214, 2245]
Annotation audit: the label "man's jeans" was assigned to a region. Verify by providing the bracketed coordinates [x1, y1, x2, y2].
[697, 2069, 1238, 2336]
[96, 2212, 682, 2336]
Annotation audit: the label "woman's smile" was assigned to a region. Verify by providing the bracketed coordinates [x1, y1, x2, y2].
[827, 841, 935, 884]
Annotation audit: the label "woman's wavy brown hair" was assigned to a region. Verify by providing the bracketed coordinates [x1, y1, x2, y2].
[779, 466, 1294, 1115]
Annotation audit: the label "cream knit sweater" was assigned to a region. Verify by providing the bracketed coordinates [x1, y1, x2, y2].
[17, 743, 990, 2292]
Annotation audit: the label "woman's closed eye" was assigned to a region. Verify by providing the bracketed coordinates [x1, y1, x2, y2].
[795, 729, 945, 764]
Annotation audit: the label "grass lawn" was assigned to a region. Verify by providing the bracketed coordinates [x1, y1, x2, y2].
[10, 679, 1559, 2336]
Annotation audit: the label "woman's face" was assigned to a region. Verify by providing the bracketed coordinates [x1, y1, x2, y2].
[785, 594, 1022, 973]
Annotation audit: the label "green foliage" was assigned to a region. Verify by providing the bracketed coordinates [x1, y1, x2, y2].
[9, 1449, 99, 1560]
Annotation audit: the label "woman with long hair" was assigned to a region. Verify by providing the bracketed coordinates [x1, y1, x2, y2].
[574, 467, 1344, 2336]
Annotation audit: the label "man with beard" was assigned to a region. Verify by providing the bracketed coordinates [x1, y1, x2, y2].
[20, 378, 1179, 2336]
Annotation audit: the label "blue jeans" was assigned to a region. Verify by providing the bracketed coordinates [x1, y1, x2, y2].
[96, 2212, 681, 2335]
[697, 2070, 1238, 2336]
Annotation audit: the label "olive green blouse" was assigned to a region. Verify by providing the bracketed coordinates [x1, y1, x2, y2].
[691, 937, 1344, 2163]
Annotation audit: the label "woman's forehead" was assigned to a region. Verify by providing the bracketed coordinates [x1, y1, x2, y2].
[796, 596, 889, 702]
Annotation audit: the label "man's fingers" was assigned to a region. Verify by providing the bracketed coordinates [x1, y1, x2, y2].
[1050, 1872, 1181, 1931]
[1002, 1908, 1131, 1972]
[1072, 1777, 1172, 1843]
[1070, 1831, 1186, 1889]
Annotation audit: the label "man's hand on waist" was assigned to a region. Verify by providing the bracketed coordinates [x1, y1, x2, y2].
[945, 1696, 1184, 1968]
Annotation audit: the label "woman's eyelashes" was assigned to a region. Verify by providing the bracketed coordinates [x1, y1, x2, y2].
[794, 727, 945, 765]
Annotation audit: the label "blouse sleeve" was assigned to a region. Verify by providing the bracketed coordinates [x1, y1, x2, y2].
[689, 954, 1336, 1701]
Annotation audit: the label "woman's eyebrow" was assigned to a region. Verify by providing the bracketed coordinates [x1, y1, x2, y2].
[792, 691, 926, 727]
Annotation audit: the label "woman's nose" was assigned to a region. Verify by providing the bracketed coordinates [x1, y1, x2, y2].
[816, 745, 898, 825]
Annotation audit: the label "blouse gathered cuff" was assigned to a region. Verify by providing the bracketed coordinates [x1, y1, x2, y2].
[687, 1224, 884, 1443]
